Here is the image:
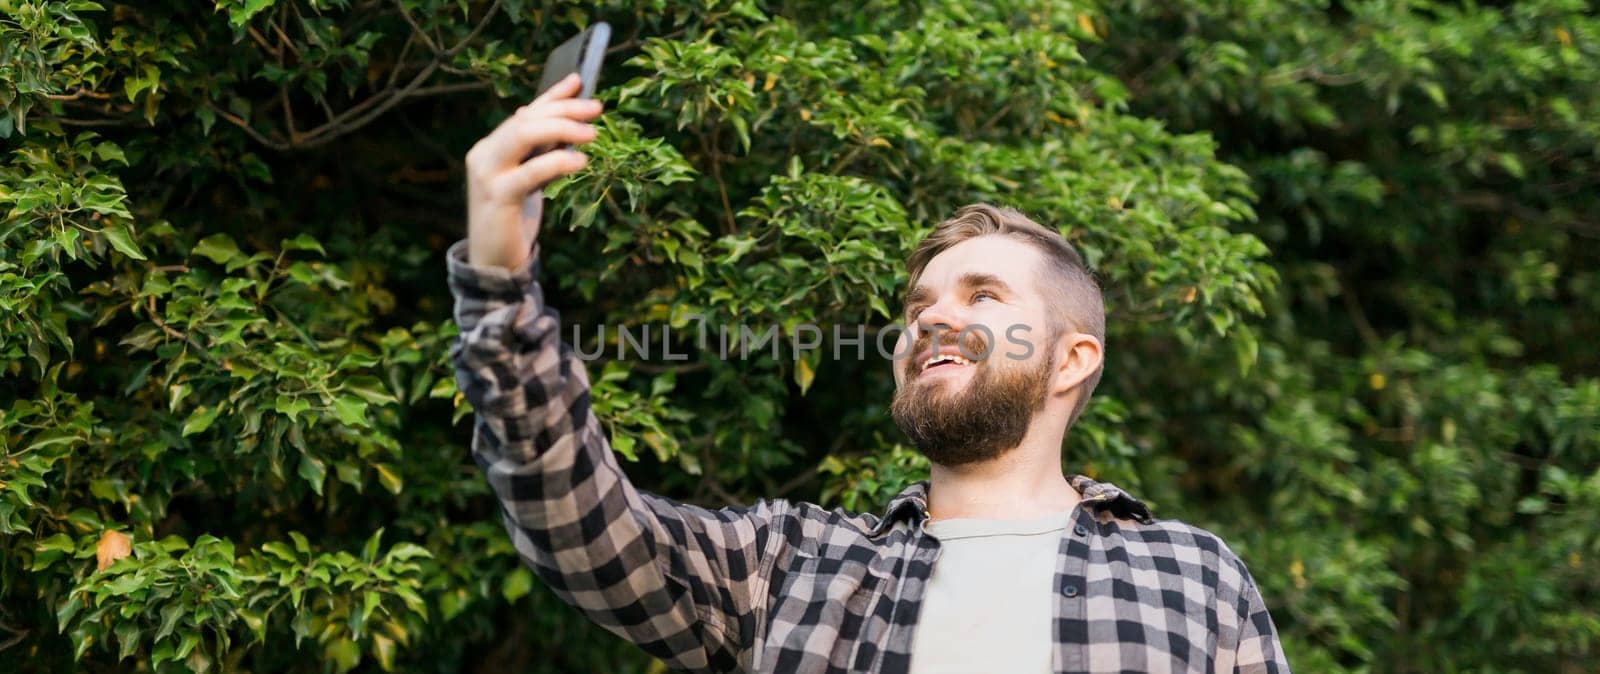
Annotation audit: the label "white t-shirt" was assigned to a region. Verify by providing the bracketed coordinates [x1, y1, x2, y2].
[907, 510, 1072, 674]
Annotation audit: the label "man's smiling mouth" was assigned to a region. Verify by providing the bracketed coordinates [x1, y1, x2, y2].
[922, 353, 974, 370]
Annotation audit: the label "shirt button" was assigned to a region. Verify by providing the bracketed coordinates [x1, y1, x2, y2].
[1063, 584, 1080, 598]
[1073, 524, 1089, 537]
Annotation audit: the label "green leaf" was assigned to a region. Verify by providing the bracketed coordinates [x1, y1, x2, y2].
[238, 608, 266, 643]
[182, 405, 222, 436]
[226, 0, 278, 28]
[335, 460, 362, 489]
[175, 630, 199, 660]
[192, 234, 242, 265]
[362, 527, 384, 562]
[30, 549, 65, 570]
[28, 430, 84, 452]
[72, 623, 93, 660]
[298, 454, 327, 495]
[115, 621, 141, 660]
[794, 356, 816, 394]
[324, 637, 361, 673]
[100, 225, 145, 260]
[331, 395, 369, 427]
[186, 648, 213, 673]
[152, 640, 176, 666]
[371, 633, 397, 671]
[124, 64, 160, 102]
[261, 541, 297, 562]
[502, 566, 534, 602]
[1421, 81, 1447, 108]
[291, 603, 311, 641]
[282, 233, 326, 255]
[383, 543, 432, 562]
[612, 433, 638, 461]
[94, 142, 127, 165]
[196, 104, 216, 136]
[156, 602, 184, 642]
[569, 200, 600, 230]
[56, 594, 84, 632]
[361, 591, 382, 624]
[374, 463, 402, 495]
[66, 509, 103, 531]
[37, 533, 77, 553]
[274, 396, 311, 422]
[343, 376, 398, 405]
[720, 235, 759, 264]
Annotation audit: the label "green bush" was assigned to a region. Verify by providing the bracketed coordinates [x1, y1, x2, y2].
[1, 0, 1595, 671]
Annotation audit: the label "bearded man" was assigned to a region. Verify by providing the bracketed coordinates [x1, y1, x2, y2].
[449, 74, 1290, 673]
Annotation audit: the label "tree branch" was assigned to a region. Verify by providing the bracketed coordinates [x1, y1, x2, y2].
[294, 60, 443, 148]
[210, 103, 292, 152]
[976, 99, 1017, 135]
[147, 296, 218, 363]
[392, 0, 441, 54]
[441, 0, 503, 59]
[698, 127, 737, 233]
[281, 85, 298, 141]
[247, 25, 282, 59]
[0, 627, 26, 654]
[828, 144, 864, 176]
[230, 0, 504, 151]
[271, 4, 302, 59]
[387, 32, 419, 90]
[1333, 268, 1382, 348]
[1456, 192, 1600, 239]
[409, 80, 492, 97]
[774, 465, 820, 499]
[48, 116, 127, 128]
[631, 361, 710, 374]
[43, 88, 113, 101]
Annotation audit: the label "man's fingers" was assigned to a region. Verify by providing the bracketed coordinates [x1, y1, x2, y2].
[527, 73, 582, 107]
[503, 150, 588, 197]
[482, 118, 597, 168]
[505, 117, 597, 154]
[516, 97, 603, 123]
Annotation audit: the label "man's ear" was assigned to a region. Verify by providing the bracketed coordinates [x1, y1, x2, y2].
[1051, 331, 1103, 397]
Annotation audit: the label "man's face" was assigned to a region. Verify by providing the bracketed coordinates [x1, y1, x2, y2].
[890, 236, 1059, 465]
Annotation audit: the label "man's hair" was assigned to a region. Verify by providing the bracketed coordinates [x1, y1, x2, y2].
[904, 203, 1105, 428]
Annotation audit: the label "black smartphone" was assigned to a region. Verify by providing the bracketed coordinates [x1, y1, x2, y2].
[522, 22, 610, 219]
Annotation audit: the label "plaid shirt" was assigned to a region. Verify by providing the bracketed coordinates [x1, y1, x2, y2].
[448, 240, 1290, 673]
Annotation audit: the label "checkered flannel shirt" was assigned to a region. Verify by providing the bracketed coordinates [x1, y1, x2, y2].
[448, 240, 1290, 673]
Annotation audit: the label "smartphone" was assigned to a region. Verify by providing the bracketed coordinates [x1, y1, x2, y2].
[523, 22, 611, 220]
[537, 22, 611, 100]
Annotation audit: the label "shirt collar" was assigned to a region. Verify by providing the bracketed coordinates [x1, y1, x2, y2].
[1068, 474, 1156, 524]
[869, 480, 930, 537]
[871, 474, 1155, 536]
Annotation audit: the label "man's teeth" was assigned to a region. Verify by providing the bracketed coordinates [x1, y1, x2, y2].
[923, 353, 974, 369]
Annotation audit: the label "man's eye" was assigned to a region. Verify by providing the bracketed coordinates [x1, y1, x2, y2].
[972, 290, 997, 303]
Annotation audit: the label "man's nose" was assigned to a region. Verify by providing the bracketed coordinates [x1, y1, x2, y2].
[913, 301, 965, 343]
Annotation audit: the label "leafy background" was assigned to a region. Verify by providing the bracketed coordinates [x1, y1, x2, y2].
[2, 0, 1597, 671]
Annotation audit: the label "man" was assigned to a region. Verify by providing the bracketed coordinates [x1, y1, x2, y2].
[449, 73, 1290, 673]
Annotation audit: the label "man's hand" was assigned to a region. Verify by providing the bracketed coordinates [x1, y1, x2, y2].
[464, 73, 603, 270]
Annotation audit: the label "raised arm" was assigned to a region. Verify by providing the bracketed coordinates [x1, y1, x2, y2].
[450, 74, 779, 673]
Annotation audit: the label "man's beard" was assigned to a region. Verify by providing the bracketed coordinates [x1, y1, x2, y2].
[890, 343, 1053, 467]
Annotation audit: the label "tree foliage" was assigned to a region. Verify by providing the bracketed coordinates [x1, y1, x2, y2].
[1, 0, 1595, 671]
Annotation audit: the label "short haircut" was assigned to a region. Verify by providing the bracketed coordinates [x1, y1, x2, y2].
[904, 203, 1105, 428]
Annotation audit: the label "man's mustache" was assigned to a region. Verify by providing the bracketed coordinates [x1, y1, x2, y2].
[907, 327, 992, 377]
